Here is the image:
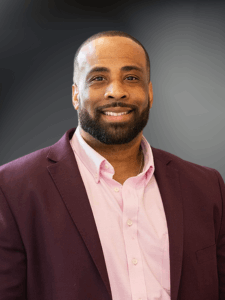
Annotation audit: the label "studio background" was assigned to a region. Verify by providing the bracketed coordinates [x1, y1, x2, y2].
[0, 0, 224, 180]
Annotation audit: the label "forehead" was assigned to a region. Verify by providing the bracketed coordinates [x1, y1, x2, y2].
[77, 36, 147, 74]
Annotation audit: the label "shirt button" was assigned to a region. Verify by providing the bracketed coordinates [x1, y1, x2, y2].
[114, 187, 119, 192]
[132, 258, 138, 265]
[105, 164, 109, 169]
[127, 219, 133, 226]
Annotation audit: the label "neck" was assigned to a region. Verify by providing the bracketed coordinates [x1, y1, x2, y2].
[78, 127, 143, 175]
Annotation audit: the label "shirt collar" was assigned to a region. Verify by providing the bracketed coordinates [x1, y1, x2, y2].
[70, 125, 155, 186]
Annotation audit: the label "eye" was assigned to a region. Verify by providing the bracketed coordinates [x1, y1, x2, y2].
[126, 76, 138, 81]
[92, 76, 104, 81]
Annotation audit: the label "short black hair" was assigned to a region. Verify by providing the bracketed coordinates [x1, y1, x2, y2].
[73, 30, 150, 85]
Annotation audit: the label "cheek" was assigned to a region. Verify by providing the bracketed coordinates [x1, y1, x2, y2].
[87, 87, 104, 99]
[83, 90, 104, 108]
[132, 85, 146, 98]
[80, 99, 98, 117]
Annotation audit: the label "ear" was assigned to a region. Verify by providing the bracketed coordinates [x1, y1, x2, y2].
[72, 84, 79, 110]
[148, 81, 153, 108]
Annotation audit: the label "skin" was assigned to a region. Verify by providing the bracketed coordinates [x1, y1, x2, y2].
[72, 36, 153, 184]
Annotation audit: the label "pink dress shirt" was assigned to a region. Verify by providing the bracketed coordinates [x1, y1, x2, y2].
[70, 126, 171, 300]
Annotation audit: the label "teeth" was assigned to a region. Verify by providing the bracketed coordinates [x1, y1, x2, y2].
[104, 111, 130, 116]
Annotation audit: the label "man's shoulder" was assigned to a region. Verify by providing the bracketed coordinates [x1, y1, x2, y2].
[0, 128, 77, 190]
[152, 146, 219, 181]
[0, 145, 51, 169]
[0, 145, 52, 185]
[0, 128, 75, 177]
[153, 146, 225, 201]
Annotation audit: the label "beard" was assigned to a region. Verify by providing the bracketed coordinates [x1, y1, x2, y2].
[77, 97, 150, 145]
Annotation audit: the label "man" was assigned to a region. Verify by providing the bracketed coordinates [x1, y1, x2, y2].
[0, 30, 224, 300]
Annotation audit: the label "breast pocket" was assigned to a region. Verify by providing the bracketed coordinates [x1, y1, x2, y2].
[196, 244, 216, 264]
[195, 243, 218, 298]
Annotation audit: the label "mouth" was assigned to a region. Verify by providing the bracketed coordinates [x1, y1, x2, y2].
[101, 110, 134, 121]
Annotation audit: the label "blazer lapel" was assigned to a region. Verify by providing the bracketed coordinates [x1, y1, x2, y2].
[46, 128, 112, 298]
[152, 147, 184, 300]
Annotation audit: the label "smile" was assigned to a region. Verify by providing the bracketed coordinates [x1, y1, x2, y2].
[101, 110, 133, 121]
[102, 111, 131, 116]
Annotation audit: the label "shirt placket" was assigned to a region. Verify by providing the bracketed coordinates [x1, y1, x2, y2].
[122, 184, 148, 300]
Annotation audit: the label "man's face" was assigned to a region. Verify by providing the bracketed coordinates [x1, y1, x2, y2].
[72, 36, 153, 145]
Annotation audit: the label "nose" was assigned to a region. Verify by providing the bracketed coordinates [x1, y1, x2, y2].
[104, 80, 129, 100]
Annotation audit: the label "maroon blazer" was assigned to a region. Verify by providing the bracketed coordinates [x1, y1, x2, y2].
[0, 128, 225, 300]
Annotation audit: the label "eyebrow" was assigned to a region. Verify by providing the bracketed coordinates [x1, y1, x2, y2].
[86, 65, 144, 78]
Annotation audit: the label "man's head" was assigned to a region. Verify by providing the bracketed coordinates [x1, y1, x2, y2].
[72, 30, 153, 145]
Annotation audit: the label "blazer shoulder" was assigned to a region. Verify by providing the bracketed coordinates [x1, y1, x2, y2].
[0, 145, 52, 186]
[152, 146, 223, 183]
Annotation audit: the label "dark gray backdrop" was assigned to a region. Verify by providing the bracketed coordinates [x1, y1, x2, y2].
[0, 0, 224, 180]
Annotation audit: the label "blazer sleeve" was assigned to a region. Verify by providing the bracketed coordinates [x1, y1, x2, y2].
[214, 170, 225, 299]
[0, 186, 27, 300]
